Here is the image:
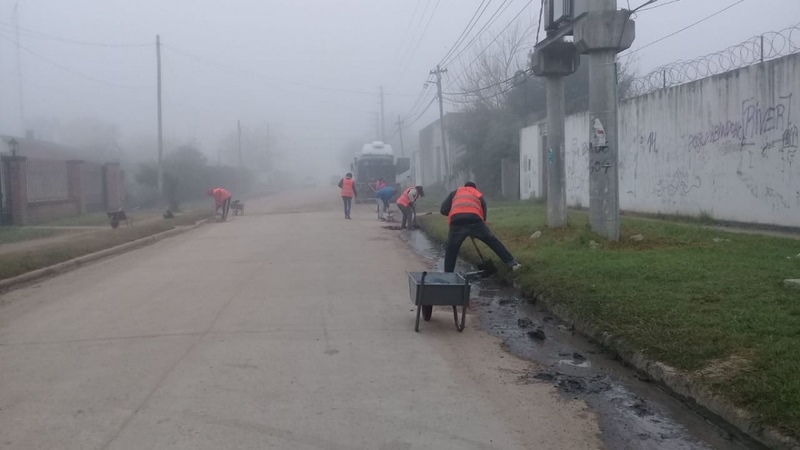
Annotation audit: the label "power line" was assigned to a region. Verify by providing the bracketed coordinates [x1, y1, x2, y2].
[393, 0, 425, 72]
[402, 82, 435, 123]
[441, 0, 517, 68]
[630, 0, 660, 13]
[0, 21, 150, 48]
[405, 95, 438, 128]
[437, 0, 493, 67]
[399, 0, 444, 79]
[162, 44, 415, 97]
[447, 0, 534, 89]
[445, 71, 527, 105]
[396, 0, 435, 79]
[636, 0, 681, 13]
[621, 0, 745, 59]
[0, 32, 154, 89]
[445, 67, 531, 96]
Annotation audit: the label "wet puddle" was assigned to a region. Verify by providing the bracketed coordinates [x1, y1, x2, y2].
[400, 229, 766, 450]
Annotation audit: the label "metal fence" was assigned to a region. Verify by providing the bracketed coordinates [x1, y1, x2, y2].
[26, 158, 69, 202]
[83, 162, 105, 212]
[627, 23, 800, 97]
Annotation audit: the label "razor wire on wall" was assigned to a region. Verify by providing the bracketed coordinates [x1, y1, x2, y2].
[626, 23, 800, 97]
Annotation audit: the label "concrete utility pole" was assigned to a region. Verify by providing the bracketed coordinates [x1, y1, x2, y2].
[156, 35, 164, 200]
[532, 41, 580, 228]
[574, 0, 635, 240]
[395, 115, 405, 157]
[430, 65, 449, 186]
[379, 86, 386, 142]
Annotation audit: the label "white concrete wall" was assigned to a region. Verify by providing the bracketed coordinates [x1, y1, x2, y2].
[519, 125, 540, 200]
[520, 53, 800, 227]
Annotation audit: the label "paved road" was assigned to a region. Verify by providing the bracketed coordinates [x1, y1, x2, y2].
[0, 190, 603, 450]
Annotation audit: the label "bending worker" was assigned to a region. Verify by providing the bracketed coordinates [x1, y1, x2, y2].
[374, 184, 395, 221]
[440, 182, 521, 272]
[337, 172, 357, 219]
[396, 185, 425, 229]
[208, 187, 232, 222]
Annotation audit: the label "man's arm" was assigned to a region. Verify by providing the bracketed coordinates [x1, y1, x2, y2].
[440, 191, 455, 216]
[481, 197, 488, 221]
[352, 184, 357, 197]
[337, 179, 343, 189]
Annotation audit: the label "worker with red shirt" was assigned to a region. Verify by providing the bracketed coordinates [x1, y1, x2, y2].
[396, 185, 425, 229]
[440, 182, 521, 273]
[207, 187, 232, 221]
[337, 172, 357, 219]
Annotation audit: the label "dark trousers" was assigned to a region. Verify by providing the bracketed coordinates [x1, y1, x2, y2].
[342, 196, 353, 217]
[444, 221, 515, 272]
[398, 204, 414, 228]
[220, 197, 232, 221]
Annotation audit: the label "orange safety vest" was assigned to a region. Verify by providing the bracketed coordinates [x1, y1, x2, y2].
[340, 178, 355, 197]
[448, 186, 484, 223]
[396, 187, 414, 207]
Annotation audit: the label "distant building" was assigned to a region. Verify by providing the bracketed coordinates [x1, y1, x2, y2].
[416, 112, 471, 190]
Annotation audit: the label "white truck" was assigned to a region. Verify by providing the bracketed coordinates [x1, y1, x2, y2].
[350, 141, 410, 203]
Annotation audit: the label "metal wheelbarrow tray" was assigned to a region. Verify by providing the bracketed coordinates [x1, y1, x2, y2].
[407, 271, 471, 332]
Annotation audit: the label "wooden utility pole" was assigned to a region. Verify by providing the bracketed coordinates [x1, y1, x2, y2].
[395, 115, 405, 157]
[237, 120, 243, 169]
[379, 86, 385, 142]
[156, 35, 164, 199]
[430, 65, 449, 184]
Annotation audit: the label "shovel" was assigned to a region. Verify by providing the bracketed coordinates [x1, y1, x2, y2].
[470, 237, 497, 277]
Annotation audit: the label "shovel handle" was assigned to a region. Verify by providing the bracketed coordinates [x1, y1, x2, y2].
[470, 237, 487, 262]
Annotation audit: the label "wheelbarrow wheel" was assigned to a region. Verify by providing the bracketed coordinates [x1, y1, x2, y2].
[422, 305, 433, 321]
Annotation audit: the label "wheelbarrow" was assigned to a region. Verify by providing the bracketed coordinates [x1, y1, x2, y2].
[407, 270, 486, 332]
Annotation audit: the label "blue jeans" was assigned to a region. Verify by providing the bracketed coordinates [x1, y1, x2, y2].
[342, 196, 352, 217]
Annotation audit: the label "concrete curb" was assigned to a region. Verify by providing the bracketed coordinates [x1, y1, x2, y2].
[524, 292, 800, 450]
[0, 219, 209, 292]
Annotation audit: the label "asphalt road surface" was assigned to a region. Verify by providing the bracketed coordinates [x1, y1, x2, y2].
[0, 189, 603, 450]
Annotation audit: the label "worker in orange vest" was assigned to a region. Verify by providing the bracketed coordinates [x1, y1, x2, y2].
[207, 187, 232, 222]
[337, 172, 357, 219]
[440, 182, 521, 273]
[396, 185, 425, 229]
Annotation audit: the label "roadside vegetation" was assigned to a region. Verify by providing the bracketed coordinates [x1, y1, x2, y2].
[0, 228, 64, 245]
[38, 212, 159, 227]
[0, 210, 209, 281]
[417, 201, 800, 439]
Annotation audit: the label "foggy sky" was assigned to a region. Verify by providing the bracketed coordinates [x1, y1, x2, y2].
[0, 0, 797, 178]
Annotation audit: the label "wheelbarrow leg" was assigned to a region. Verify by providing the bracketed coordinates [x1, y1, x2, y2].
[453, 305, 467, 332]
[414, 271, 427, 332]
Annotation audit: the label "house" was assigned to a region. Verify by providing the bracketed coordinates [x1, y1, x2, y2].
[416, 112, 471, 190]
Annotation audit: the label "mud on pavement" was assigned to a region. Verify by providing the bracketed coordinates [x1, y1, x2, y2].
[400, 229, 768, 450]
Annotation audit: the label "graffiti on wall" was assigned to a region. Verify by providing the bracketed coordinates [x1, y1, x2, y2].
[685, 93, 796, 153]
[653, 169, 702, 197]
[566, 137, 589, 196]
